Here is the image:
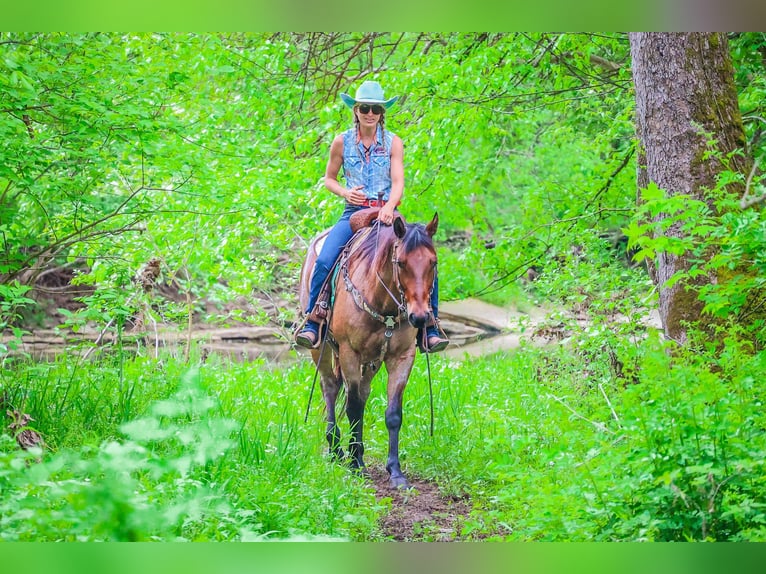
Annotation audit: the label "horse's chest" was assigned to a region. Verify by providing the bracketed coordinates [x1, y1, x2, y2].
[346, 328, 414, 359]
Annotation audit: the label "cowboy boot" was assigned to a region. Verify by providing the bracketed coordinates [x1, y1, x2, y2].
[295, 280, 332, 349]
[425, 324, 449, 353]
[417, 319, 449, 353]
[295, 320, 321, 349]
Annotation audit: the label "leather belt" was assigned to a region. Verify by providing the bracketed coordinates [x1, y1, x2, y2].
[359, 199, 386, 207]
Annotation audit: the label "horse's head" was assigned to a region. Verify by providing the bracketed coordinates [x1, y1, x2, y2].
[393, 213, 439, 329]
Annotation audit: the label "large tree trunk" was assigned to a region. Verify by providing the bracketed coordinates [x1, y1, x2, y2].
[629, 33, 749, 344]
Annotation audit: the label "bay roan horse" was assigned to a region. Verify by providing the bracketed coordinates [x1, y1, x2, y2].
[299, 210, 439, 488]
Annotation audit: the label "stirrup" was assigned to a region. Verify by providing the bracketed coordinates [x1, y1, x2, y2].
[418, 325, 449, 354]
[295, 320, 322, 349]
[425, 334, 449, 353]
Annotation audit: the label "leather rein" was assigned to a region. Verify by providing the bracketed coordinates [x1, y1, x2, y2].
[340, 229, 407, 341]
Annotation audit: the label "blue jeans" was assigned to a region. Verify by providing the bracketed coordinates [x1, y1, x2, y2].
[306, 205, 440, 319]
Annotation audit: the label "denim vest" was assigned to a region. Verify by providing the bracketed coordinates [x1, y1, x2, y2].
[342, 126, 395, 201]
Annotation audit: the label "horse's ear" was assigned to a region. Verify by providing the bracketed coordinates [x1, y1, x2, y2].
[426, 212, 439, 237]
[393, 216, 407, 238]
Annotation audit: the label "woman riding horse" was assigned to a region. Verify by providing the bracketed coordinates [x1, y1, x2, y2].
[295, 80, 449, 353]
[298, 205, 441, 488]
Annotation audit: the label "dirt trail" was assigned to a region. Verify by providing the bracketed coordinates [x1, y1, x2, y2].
[367, 465, 472, 541]
[359, 299, 551, 540]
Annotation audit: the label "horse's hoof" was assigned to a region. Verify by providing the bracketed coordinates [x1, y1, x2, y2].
[389, 476, 411, 489]
[352, 464, 371, 479]
[330, 449, 346, 462]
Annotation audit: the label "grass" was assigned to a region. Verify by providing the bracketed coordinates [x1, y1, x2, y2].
[2, 324, 766, 541]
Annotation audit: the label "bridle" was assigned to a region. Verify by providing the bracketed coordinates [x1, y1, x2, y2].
[376, 237, 407, 320]
[341, 231, 407, 338]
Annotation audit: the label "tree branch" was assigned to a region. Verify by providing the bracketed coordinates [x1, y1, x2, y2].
[739, 159, 763, 209]
[584, 147, 636, 211]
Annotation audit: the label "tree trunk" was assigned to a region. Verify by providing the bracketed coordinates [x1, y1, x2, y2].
[629, 33, 749, 344]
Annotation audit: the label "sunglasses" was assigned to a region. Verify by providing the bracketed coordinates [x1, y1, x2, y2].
[356, 104, 384, 115]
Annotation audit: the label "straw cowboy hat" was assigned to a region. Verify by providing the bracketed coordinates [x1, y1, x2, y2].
[340, 80, 399, 110]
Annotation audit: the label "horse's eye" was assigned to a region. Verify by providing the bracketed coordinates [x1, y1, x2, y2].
[397, 260, 405, 268]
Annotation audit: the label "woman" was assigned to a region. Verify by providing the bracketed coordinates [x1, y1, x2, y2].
[295, 80, 449, 353]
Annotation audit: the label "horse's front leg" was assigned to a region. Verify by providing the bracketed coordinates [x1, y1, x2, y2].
[384, 349, 416, 489]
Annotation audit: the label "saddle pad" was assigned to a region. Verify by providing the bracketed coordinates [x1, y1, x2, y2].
[311, 227, 332, 258]
[314, 234, 328, 257]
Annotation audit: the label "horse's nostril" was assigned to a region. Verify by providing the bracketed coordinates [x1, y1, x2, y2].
[408, 313, 426, 328]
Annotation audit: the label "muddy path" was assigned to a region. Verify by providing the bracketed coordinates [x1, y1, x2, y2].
[367, 465, 472, 541]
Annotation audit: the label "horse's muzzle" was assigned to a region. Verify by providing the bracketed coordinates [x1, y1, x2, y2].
[408, 312, 430, 329]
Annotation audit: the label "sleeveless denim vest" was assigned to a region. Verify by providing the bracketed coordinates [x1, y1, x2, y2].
[341, 125, 395, 201]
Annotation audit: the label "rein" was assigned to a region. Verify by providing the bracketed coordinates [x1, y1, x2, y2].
[304, 329, 330, 424]
[341, 231, 407, 332]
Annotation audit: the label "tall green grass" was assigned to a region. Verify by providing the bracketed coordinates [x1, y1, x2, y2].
[405, 331, 766, 541]
[2, 328, 765, 541]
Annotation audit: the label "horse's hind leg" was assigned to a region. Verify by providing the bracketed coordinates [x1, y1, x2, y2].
[346, 380, 371, 476]
[319, 357, 344, 461]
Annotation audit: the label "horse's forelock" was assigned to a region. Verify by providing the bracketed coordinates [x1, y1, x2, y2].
[400, 223, 435, 256]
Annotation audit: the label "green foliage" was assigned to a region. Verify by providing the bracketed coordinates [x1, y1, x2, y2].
[0, 369, 238, 541]
[3, 323, 766, 541]
[396, 330, 766, 541]
[0, 33, 316, 328]
[2, 32, 761, 324]
[731, 32, 766, 167]
[625, 157, 766, 343]
[0, 354, 384, 541]
[3, 32, 766, 542]
[607, 336, 766, 541]
[1, 32, 640, 324]
[0, 281, 34, 356]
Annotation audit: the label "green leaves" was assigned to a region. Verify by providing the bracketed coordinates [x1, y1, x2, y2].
[0, 281, 34, 354]
[0, 368, 237, 541]
[627, 162, 766, 327]
[0, 32, 645, 331]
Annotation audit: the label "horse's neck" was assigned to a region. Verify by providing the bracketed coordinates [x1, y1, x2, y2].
[349, 242, 399, 313]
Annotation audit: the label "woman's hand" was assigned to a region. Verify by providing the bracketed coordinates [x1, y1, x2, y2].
[379, 203, 395, 225]
[345, 186, 367, 205]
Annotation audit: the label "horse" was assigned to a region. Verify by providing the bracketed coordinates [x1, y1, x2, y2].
[298, 209, 439, 488]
